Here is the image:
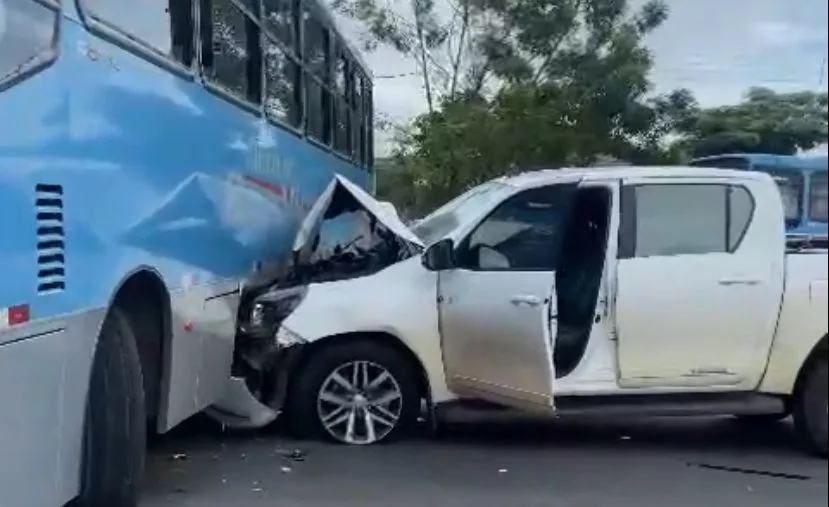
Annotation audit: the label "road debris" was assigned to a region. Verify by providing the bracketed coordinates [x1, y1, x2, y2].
[276, 448, 307, 462]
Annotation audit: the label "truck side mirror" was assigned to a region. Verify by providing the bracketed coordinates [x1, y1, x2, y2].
[421, 238, 456, 271]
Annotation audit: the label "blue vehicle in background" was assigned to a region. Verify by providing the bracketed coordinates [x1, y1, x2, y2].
[689, 153, 828, 237]
[0, 1, 373, 506]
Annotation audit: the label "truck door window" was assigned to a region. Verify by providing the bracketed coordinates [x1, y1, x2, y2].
[621, 184, 754, 258]
[456, 185, 574, 271]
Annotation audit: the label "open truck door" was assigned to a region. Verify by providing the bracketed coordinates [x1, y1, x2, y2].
[434, 180, 582, 412]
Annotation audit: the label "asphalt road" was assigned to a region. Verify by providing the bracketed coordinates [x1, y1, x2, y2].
[143, 416, 827, 507]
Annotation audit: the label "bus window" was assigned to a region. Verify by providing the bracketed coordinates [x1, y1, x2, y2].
[263, 0, 300, 49]
[351, 70, 363, 160]
[811, 173, 828, 223]
[303, 7, 329, 79]
[0, 0, 57, 88]
[333, 44, 351, 154]
[81, 0, 194, 65]
[303, 6, 333, 144]
[263, 37, 302, 128]
[202, 0, 262, 104]
[757, 165, 804, 223]
[364, 82, 374, 168]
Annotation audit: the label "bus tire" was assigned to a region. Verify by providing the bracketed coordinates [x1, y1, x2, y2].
[793, 357, 828, 458]
[76, 307, 147, 506]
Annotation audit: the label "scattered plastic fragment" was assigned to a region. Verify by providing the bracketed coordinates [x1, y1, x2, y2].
[277, 448, 306, 462]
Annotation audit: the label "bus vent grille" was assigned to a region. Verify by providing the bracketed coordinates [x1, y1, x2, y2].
[35, 184, 66, 293]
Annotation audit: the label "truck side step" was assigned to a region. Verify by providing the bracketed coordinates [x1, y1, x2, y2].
[555, 392, 786, 418]
[434, 392, 787, 423]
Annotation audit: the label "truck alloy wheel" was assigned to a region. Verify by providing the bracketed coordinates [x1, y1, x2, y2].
[316, 360, 404, 445]
[286, 340, 421, 445]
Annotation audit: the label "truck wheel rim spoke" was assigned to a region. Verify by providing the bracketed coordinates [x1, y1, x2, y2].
[317, 361, 403, 444]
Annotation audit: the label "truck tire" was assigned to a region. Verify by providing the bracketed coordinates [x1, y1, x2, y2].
[76, 307, 147, 506]
[793, 358, 828, 458]
[286, 340, 421, 445]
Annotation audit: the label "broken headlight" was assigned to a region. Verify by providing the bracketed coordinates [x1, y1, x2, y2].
[248, 285, 308, 339]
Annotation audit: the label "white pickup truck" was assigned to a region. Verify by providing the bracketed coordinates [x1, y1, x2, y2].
[217, 166, 828, 457]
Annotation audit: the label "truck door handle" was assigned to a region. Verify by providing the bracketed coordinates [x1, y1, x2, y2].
[510, 295, 542, 307]
[718, 277, 761, 286]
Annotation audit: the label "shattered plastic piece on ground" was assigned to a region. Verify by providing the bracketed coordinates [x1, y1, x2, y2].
[276, 448, 306, 462]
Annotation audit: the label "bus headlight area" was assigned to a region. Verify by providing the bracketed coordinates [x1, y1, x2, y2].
[246, 286, 309, 341]
[207, 318, 308, 431]
[212, 287, 310, 430]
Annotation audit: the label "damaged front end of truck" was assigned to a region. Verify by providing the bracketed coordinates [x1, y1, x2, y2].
[206, 175, 423, 429]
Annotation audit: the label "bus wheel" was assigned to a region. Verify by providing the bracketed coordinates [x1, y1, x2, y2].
[76, 307, 147, 506]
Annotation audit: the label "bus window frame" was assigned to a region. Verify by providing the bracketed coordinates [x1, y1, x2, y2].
[0, 0, 61, 93]
[76, 0, 197, 82]
[73, 0, 374, 170]
[754, 163, 805, 224]
[261, 0, 304, 135]
[199, 0, 265, 115]
[809, 172, 828, 223]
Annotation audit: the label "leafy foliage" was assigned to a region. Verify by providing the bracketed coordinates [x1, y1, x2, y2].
[334, 1, 828, 216]
[675, 88, 828, 158]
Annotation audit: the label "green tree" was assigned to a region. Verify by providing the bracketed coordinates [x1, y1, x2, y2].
[330, 0, 453, 111]
[375, 0, 687, 214]
[677, 87, 828, 158]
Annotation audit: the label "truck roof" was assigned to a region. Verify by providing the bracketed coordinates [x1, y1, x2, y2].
[498, 165, 773, 189]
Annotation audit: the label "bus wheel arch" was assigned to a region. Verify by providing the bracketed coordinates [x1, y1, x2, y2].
[109, 268, 172, 428]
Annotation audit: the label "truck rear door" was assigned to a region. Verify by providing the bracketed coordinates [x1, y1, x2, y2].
[614, 176, 785, 389]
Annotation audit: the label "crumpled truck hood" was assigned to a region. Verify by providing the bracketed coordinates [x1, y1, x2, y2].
[292, 174, 423, 265]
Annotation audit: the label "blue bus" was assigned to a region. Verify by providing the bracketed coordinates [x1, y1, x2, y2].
[689, 153, 827, 236]
[0, 1, 373, 506]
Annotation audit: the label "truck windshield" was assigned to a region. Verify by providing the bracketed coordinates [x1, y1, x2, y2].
[412, 181, 508, 245]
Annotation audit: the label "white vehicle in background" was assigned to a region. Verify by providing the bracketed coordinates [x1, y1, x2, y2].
[217, 167, 828, 457]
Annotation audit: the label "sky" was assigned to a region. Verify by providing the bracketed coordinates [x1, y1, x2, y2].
[342, 0, 829, 155]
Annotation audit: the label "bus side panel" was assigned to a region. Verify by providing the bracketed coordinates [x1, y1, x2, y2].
[51, 17, 370, 433]
[1, 2, 372, 504]
[0, 327, 66, 507]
